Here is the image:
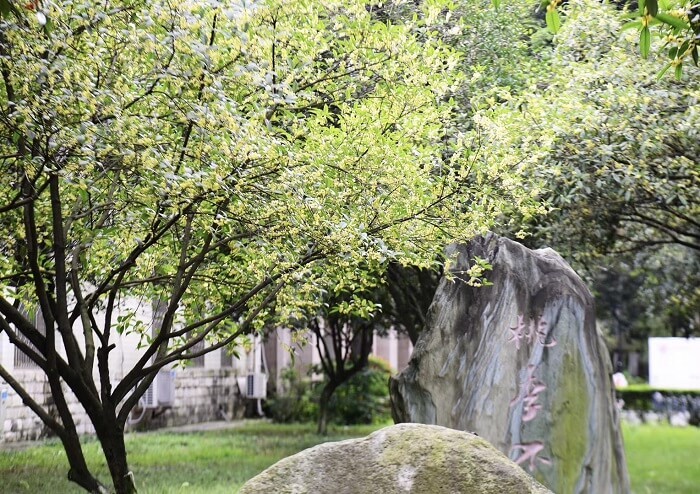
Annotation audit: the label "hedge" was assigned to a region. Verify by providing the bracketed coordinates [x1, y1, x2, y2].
[617, 386, 700, 411]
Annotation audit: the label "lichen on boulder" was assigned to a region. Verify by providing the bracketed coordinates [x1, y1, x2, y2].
[238, 423, 552, 494]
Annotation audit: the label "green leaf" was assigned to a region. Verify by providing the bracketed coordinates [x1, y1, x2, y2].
[491, 0, 501, 9]
[692, 46, 699, 67]
[0, 0, 21, 19]
[0, 0, 10, 18]
[655, 13, 690, 30]
[646, 0, 658, 16]
[546, 9, 561, 34]
[43, 18, 55, 36]
[640, 26, 651, 59]
[674, 63, 683, 80]
[639, 0, 646, 16]
[622, 20, 643, 31]
[657, 61, 673, 79]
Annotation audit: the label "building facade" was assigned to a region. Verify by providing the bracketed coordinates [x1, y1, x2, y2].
[0, 319, 413, 442]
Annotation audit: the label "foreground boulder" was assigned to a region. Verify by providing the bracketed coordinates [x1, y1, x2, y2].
[239, 423, 551, 494]
[390, 234, 630, 493]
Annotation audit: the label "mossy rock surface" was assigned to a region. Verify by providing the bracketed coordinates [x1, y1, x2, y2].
[238, 423, 552, 494]
[390, 234, 630, 494]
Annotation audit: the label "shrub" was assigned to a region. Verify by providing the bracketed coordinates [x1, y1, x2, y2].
[267, 357, 394, 426]
[266, 367, 319, 423]
[617, 386, 700, 414]
[326, 356, 393, 426]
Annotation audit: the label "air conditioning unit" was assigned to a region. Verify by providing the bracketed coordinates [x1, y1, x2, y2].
[142, 370, 176, 408]
[246, 373, 268, 399]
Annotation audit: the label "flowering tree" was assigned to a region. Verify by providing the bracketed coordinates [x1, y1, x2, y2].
[0, 0, 539, 492]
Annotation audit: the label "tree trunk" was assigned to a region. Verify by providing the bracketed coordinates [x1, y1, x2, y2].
[44, 375, 107, 493]
[96, 421, 137, 494]
[61, 429, 108, 493]
[317, 382, 337, 435]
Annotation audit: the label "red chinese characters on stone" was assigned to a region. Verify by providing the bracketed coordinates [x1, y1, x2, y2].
[535, 318, 557, 347]
[507, 313, 557, 473]
[510, 441, 552, 471]
[510, 364, 547, 422]
[507, 315, 557, 350]
[507, 314, 531, 350]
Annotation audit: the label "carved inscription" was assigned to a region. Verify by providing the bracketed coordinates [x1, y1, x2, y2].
[507, 314, 555, 472]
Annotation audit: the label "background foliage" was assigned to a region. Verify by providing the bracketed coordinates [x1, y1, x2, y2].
[267, 356, 392, 426]
[477, 0, 700, 344]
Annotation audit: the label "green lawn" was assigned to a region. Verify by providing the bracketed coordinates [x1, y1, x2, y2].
[624, 423, 700, 494]
[0, 422, 384, 493]
[0, 421, 698, 493]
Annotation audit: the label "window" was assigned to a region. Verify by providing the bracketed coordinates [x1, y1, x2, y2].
[14, 306, 45, 369]
[190, 340, 205, 367]
[220, 347, 233, 368]
[152, 299, 205, 367]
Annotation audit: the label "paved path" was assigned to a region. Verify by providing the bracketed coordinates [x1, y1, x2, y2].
[163, 418, 268, 433]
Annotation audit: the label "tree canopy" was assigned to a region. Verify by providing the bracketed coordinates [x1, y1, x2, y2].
[544, 0, 700, 78]
[0, 0, 540, 491]
[477, 0, 699, 341]
[0, 0, 697, 491]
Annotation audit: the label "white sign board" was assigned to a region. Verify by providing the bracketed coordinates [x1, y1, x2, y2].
[648, 337, 700, 390]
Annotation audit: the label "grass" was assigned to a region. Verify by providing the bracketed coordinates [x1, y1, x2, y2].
[624, 423, 700, 494]
[1, 421, 698, 493]
[0, 422, 386, 493]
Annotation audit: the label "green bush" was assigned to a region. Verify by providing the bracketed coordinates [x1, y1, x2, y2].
[326, 356, 393, 426]
[266, 367, 319, 423]
[617, 386, 700, 411]
[267, 357, 393, 426]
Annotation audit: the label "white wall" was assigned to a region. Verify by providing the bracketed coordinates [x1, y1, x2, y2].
[649, 337, 700, 390]
[0, 294, 261, 442]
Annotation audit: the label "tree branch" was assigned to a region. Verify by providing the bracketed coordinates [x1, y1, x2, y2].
[0, 364, 65, 435]
[49, 172, 86, 372]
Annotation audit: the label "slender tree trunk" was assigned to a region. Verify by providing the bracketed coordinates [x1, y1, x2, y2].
[317, 382, 337, 435]
[61, 428, 108, 493]
[317, 403, 328, 436]
[95, 419, 137, 494]
[103, 430, 137, 494]
[45, 367, 107, 492]
[316, 325, 374, 435]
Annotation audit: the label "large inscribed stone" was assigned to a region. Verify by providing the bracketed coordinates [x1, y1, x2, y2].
[239, 423, 552, 494]
[390, 234, 630, 493]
